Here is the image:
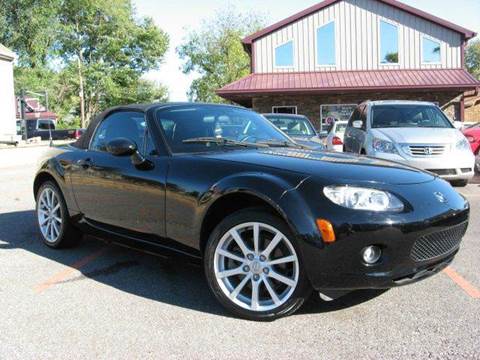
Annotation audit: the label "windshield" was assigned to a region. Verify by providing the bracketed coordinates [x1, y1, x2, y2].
[264, 116, 316, 136]
[156, 105, 292, 153]
[371, 105, 453, 129]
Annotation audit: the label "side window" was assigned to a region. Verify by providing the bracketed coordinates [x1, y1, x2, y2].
[38, 119, 55, 130]
[90, 111, 148, 154]
[348, 108, 361, 127]
[144, 130, 158, 156]
[360, 105, 367, 129]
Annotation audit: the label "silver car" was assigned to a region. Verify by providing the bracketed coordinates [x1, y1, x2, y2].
[344, 100, 475, 186]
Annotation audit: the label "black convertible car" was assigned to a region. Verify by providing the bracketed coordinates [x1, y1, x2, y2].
[34, 103, 469, 320]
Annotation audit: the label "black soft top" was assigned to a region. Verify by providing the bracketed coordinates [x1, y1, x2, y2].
[73, 102, 246, 149]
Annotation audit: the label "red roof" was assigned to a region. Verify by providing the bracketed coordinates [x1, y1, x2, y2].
[217, 69, 480, 98]
[243, 0, 477, 49]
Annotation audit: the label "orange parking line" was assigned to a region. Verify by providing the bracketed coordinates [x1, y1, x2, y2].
[443, 266, 480, 299]
[35, 247, 107, 294]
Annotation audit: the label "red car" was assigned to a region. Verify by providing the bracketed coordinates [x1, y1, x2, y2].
[463, 123, 480, 174]
[463, 123, 480, 154]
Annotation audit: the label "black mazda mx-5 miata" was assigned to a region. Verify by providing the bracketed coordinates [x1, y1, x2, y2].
[34, 103, 469, 320]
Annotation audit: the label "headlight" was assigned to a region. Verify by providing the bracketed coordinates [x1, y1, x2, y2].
[323, 186, 404, 212]
[372, 138, 398, 154]
[456, 137, 471, 152]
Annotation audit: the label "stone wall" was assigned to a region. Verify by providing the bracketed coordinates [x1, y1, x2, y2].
[252, 91, 463, 129]
[465, 97, 480, 122]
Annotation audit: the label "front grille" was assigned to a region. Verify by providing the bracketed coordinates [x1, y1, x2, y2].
[427, 169, 457, 176]
[411, 222, 468, 262]
[408, 145, 447, 157]
[461, 168, 473, 173]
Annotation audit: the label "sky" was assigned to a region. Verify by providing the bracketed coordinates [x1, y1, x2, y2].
[134, 0, 480, 102]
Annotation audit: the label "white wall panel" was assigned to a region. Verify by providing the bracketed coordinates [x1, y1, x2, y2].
[253, 0, 463, 73]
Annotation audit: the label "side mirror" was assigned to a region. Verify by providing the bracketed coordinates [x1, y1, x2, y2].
[106, 137, 154, 170]
[453, 121, 463, 130]
[106, 138, 137, 156]
[352, 120, 364, 129]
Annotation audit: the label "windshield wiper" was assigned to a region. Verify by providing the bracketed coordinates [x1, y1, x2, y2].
[182, 137, 268, 148]
[257, 140, 310, 150]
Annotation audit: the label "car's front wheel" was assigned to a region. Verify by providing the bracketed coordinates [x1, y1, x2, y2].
[36, 181, 83, 248]
[204, 208, 311, 321]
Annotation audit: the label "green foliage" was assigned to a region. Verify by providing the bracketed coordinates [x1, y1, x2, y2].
[466, 39, 480, 80]
[0, 0, 60, 67]
[384, 52, 399, 64]
[178, 8, 265, 103]
[1, 0, 169, 127]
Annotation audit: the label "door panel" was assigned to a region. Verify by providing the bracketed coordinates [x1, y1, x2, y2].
[71, 152, 167, 236]
[69, 111, 167, 238]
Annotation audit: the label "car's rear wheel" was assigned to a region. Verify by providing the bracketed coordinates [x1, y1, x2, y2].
[204, 208, 311, 321]
[36, 181, 82, 248]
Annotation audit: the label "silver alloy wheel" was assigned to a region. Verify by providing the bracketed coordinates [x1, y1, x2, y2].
[214, 222, 299, 312]
[37, 187, 63, 243]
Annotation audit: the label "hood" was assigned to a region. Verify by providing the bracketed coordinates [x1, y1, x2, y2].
[291, 136, 325, 150]
[200, 148, 435, 185]
[373, 127, 460, 144]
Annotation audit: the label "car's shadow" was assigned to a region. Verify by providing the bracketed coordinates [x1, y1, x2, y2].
[0, 210, 387, 319]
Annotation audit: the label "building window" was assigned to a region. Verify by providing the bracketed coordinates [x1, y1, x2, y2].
[320, 104, 357, 131]
[422, 36, 441, 64]
[272, 106, 297, 114]
[316, 21, 336, 66]
[379, 20, 399, 64]
[274, 41, 294, 68]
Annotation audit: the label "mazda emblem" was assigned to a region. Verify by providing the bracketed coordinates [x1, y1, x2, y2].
[434, 192, 447, 204]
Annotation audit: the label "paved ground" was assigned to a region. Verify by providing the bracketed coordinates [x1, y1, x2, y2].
[1, 151, 479, 359]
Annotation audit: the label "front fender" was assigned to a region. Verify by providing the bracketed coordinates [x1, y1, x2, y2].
[198, 171, 323, 250]
[34, 148, 79, 215]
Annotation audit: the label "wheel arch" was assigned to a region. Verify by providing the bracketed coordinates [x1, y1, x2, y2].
[34, 171, 61, 199]
[198, 171, 316, 255]
[199, 190, 289, 255]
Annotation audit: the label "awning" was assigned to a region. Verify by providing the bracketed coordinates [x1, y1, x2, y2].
[217, 69, 480, 101]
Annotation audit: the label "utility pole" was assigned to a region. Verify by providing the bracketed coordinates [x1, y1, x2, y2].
[20, 89, 27, 141]
[44, 90, 49, 111]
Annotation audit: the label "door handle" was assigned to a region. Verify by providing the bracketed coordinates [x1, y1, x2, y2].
[77, 158, 92, 169]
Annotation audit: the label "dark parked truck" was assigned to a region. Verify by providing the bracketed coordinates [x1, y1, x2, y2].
[17, 119, 83, 141]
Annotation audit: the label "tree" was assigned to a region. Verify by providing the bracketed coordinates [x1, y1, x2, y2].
[466, 39, 480, 80]
[56, 0, 169, 127]
[0, 0, 60, 68]
[1, 0, 169, 128]
[177, 8, 265, 103]
[384, 52, 399, 64]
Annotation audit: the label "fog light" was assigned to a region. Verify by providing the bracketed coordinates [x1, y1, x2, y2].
[362, 246, 382, 264]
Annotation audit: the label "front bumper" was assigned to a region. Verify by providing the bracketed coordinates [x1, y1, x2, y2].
[370, 151, 475, 181]
[294, 177, 470, 291]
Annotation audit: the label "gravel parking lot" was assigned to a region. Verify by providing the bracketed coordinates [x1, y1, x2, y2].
[1, 147, 479, 359]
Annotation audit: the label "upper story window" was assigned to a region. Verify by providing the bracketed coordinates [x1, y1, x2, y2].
[316, 21, 336, 66]
[274, 40, 294, 68]
[379, 20, 399, 64]
[422, 36, 441, 64]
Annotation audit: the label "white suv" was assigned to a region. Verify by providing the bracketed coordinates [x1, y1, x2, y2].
[344, 100, 475, 186]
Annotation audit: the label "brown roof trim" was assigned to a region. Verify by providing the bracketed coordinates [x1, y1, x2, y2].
[218, 85, 478, 97]
[242, 0, 477, 48]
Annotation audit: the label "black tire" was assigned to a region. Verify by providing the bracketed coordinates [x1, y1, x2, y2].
[450, 179, 469, 187]
[204, 208, 312, 321]
[35, 181, 83, 248]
